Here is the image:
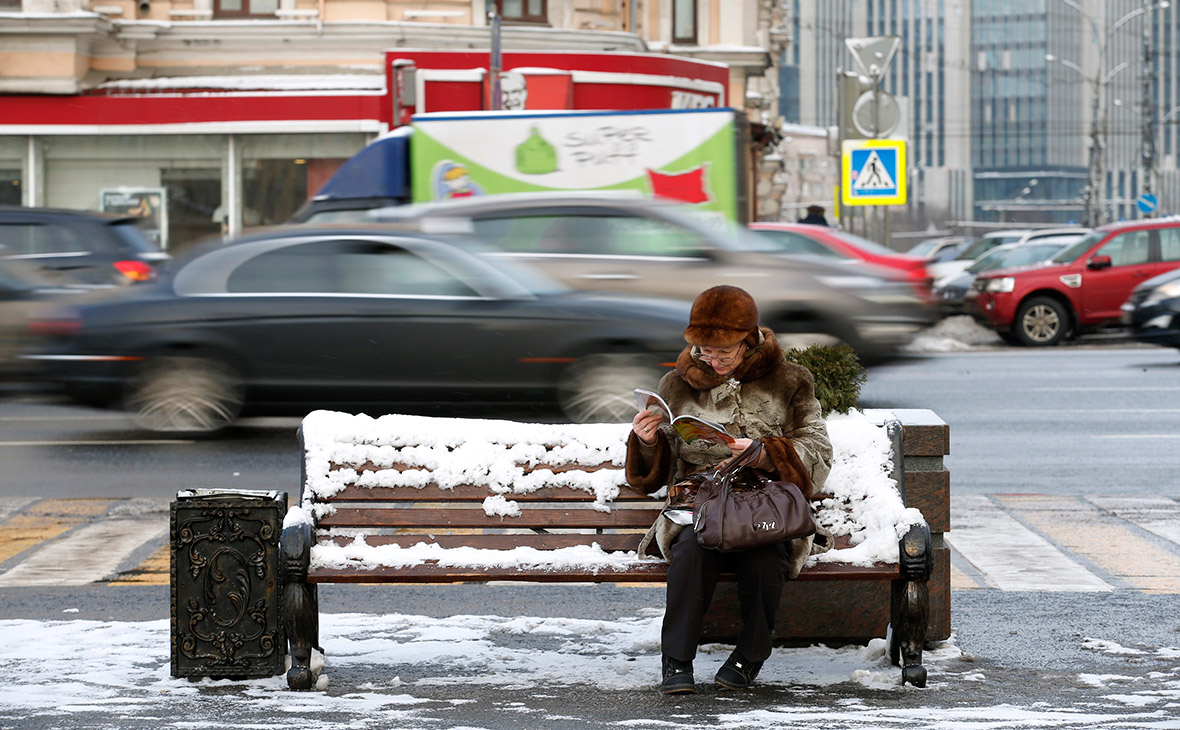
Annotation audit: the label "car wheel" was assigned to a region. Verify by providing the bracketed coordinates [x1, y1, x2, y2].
[125, 356, 243, 434]
[558, 353, 664, 424]
[1014, 297, 1070, 347]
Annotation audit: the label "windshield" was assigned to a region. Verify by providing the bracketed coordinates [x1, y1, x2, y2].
[957, 233, 1021, 260]
[1050, 231, 1105, 265]
[907, 240, 939, 256]
[966, 247, 1010, 273]
[955, 238, 993, 260]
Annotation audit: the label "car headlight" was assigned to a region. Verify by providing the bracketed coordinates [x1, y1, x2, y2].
[1144, 279, 1180, 306]
[984, 277, 1015, 293]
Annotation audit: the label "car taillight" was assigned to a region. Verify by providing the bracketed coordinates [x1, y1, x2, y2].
[114, 260, 156, 283]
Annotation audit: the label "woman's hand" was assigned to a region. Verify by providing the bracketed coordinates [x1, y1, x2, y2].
[632, 409, 664, 445]
[721, 438, 771, 470]
[726, 437, 757, 459]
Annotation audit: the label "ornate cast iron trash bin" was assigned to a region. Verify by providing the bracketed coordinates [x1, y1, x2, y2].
[171, 489, 287, 679]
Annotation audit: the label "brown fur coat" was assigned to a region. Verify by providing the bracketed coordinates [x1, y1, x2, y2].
[625, 328, 833, 578]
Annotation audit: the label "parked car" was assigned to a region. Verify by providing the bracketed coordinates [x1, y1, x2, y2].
[933, 238, 1075, 316]
[349, 195, 934, 364]
[23, 225, 696, 432]
[930, 229, 1090, 286]
[747, 221, 936, 303]
[1121, 267, 1180, 350]
[905, 236, 972, 263]
[0, 206, 170, 286]
[969, 219, 1180, 346]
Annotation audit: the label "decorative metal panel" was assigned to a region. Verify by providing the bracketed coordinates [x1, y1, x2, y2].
[171, 489, 287, 679]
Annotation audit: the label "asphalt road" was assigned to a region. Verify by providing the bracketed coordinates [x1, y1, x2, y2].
[3, 344, 1178, 498]
[859, 344, 1180, 496]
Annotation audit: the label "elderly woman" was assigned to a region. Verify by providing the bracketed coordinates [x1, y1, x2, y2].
[626, 285, 832, 694]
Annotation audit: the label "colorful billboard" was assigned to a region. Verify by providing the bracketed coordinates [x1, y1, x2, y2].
[410, 108, 740, 220]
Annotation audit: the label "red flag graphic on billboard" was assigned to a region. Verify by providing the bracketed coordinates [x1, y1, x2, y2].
[646, 165, 711, 205]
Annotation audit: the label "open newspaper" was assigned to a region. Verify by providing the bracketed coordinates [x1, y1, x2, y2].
[633, 388, 735, 446]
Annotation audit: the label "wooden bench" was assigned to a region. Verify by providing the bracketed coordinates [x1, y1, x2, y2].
[279, 408, 950, 691]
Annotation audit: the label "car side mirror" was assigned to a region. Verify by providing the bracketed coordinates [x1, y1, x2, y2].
[1087, 255, 1112, 270]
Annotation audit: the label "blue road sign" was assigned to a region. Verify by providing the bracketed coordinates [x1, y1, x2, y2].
[841, 139, 906, 206]
[1136, 193, 1158, 214]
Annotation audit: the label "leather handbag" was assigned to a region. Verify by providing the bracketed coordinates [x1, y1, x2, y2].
[693, 441, 817, 552]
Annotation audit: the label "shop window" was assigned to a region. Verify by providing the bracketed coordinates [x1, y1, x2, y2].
[673, 0, 697, 44]
[162, 169, 222, 254]
[244, 159, 308, 227]
[494, 0, 547, 23]
[215, 0, 278, 18]
[0, 171, 19, 206]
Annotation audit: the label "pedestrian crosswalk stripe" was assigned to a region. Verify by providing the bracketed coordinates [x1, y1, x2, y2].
[0, 499, 118, 566]
[946, 494, 1113, 592]
[996, 494, 1180, 594]
[110, 543, 170, 585]
[1087, 495, 1180, 546]
[0, 517, 168, 587]
[0, 497, 36, 523]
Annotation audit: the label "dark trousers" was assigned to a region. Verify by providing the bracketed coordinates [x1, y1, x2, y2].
[662, 525, 789, 663]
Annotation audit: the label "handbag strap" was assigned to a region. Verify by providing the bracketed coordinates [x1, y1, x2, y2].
[716, 440, 763, 479]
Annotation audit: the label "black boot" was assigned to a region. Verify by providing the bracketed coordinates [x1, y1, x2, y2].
[714, 650, 763, 690]
[659, 655, 696, 695]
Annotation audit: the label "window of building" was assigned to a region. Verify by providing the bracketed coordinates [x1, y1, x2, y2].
[214, 0, 278, 18]
[673, 0, 697, 44]
[0, 170, 19, 206]
[494, 0, 547, 23]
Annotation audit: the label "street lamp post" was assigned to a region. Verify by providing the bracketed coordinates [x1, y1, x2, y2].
[1046, 53, 1127, 228]
[1054, 0, 1169, 226]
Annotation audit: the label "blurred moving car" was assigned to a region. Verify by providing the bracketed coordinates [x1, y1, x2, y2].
[933, 238, 1075, 316]
[929, 228, 1088, 284]
[0, 207, 170, 286]
[1121, 267, 1180, 350]
[24, 225, 694, 432]
[747, 222, 935, 303]
[351, 195, 934, 363]
[970, 219, 1180, 346]
[0, 255, 81, 380]
[905, 236, 971, 263]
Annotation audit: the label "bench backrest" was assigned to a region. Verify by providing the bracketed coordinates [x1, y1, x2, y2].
[296, 409, 920, 582]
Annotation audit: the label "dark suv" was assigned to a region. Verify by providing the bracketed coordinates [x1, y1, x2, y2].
[0, 207, 169, 287]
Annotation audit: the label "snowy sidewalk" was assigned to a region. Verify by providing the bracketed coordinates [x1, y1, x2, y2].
[3, 599, 1180, 730]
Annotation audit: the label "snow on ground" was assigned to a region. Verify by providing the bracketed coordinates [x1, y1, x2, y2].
[904, 315, 1005, 353]
[3, 614, 1180, 729]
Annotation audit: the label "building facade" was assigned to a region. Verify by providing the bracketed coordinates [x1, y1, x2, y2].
[0, 0, 787, 251]
[782, 0, 1180, 235]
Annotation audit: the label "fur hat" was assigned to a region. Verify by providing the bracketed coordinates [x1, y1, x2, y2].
[683, 285, 760, 347]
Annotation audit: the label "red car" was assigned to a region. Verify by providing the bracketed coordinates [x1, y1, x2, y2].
[749, 222, 935, 303]
[969, 219, 1180, 346]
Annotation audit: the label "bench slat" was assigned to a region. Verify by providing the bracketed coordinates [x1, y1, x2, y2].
[321, 534, 644, 550]
[317, 532, 862, 552]
[307, 561, 899, 584]
[335, 461, 619, 476]
[327, 484, 654, 502]
[318, 507, 662, 529]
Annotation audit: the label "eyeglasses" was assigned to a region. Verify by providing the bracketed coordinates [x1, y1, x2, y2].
[691, 344, 745, 365]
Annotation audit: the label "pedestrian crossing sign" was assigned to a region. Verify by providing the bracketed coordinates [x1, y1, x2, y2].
[841, 139, 907, 206]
